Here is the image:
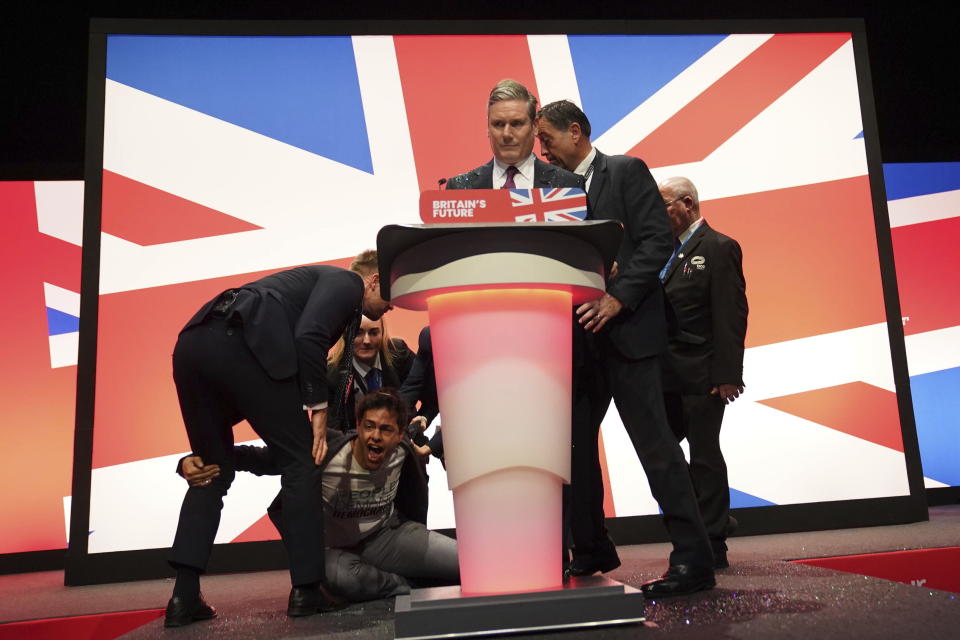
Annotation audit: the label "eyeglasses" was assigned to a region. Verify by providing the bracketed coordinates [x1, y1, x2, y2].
[663, 196, 687, 207]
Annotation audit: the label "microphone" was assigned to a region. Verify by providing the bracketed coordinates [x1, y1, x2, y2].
[438, 178, 447, 190]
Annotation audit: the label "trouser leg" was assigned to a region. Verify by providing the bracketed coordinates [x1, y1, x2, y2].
[605, 355, 712, 568]
[231, 364, 325, 586]
[361, 520, 460, 583]
[569, 336, 615, 553]
[663, 390, 687, 442]
[569, 378, 612, 552]
[324, 548, 410, 601]
[169, 323, 238, 572]
[683, 394, 729, 546]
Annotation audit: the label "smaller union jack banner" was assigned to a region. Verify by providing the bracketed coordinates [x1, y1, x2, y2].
[511, 188, 588, 222]
[418, 188, 587, 224]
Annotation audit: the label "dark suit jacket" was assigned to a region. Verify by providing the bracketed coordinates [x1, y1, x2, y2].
[181, 265, 363, 406]
[398, 326, 439, 425]
[327, 338, 415, 431]
[662, 221, 748, 393]
[587, 150, 674, 359]
[446, 157, 585, 190]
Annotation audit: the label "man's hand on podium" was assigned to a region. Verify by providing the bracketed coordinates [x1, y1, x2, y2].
[577, 293, 624, 333]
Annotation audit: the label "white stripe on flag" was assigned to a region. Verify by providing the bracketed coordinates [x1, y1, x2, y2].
[887, 189, 960, 228]
[44, 282, 80, 316]
[34, 180, 84, 247]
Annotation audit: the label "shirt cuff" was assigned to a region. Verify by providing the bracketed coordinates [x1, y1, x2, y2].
[303, 402, 328, 411]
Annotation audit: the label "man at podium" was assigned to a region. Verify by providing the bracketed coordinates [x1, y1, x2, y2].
[445, 79, 583, 191]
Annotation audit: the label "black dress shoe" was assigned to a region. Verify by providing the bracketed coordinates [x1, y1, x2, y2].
[640, 564, 715, 598]
[287, 585, 343, 617]
[566, 537, 621, 577]
[164, 594, 216, 627]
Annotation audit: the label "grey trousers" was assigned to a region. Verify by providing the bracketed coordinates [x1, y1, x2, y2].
[326, 519, 459, 601]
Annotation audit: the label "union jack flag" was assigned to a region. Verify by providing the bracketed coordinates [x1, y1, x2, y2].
[510, 188, 587, 222]
[59, 29, 942, 551]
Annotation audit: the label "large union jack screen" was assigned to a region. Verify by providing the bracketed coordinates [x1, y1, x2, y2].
[66, 28, 926, 558]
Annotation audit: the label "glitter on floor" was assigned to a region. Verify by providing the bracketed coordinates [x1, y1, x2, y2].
[1, 505, 958, 639]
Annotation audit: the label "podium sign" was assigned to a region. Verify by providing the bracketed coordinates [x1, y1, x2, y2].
[419, 188, 587, 224]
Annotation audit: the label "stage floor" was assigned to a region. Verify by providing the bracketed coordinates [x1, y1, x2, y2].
[2, 506, 958, 639]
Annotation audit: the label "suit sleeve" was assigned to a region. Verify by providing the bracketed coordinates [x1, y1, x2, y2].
[399, 326, 439, 424]
[234, 445, 281, 476]
[709, 237, 748, 386]
[605, 158, 673, 310]
[295, 271, 363, 406]
[174, 449, 278, 477]
[389, 338, 415, 384]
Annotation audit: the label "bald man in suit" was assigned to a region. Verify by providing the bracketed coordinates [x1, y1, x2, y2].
[659, 176, 748, 571]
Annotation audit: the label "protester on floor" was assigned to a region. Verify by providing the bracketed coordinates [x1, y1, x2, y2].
[180, 389, 459, 602]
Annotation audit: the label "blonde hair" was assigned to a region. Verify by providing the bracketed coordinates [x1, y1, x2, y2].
[328, 315, 396, 370]
[349, 249, 378, 277]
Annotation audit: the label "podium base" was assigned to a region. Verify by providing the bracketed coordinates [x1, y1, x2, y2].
[394, 576, 645, 639]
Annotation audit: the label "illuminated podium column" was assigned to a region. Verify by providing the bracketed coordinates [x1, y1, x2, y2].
[429, 287, 571, 594]
[380, 222, 645, 639]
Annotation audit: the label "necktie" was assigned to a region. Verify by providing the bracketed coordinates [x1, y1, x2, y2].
[503, 165, 519, 189]
[660, 238, 682, 282]
[365, 368, 382, 392]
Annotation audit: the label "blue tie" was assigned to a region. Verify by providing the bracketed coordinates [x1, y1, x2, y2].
[365, 368, 382, 392]
[660, 238, 682, 282]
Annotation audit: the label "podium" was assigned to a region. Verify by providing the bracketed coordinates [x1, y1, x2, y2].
[377, 221, 646, 638]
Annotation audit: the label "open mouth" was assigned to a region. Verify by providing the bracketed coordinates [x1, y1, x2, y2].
[367, 444, 384, 461]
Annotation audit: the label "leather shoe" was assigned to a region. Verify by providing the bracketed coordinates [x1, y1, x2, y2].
[640, 564, 715, 598]
[287, 585, 342, 617]
[565, 537, 621, 577]
[164, 594, 216, 627]
[725, 515, 739, 536]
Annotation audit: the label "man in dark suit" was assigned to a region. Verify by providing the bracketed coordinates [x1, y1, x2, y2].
[659, 176, 748, 570]
[164, 250, 392, 627]
[538, 100, 715, 597]
[446, 79, 584, 191]
[399, 326, 445, 460]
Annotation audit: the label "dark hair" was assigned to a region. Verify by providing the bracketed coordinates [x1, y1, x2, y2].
[537, 100, 592, 139]
[355, 387, 407, 429]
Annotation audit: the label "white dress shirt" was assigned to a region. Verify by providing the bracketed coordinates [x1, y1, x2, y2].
[493, 153, 536, 189]
[678, 217, 705, 247]
[572, 147, 598, 192]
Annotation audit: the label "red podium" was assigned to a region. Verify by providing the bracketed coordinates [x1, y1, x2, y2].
[378, 219, 647, 638]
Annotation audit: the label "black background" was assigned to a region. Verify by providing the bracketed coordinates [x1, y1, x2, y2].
[2, 0, 958, 180]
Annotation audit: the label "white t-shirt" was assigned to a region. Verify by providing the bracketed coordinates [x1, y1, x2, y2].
[322, 442, 406, 548]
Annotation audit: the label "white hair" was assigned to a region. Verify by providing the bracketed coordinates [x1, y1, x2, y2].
[659, 176, 700, 210]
